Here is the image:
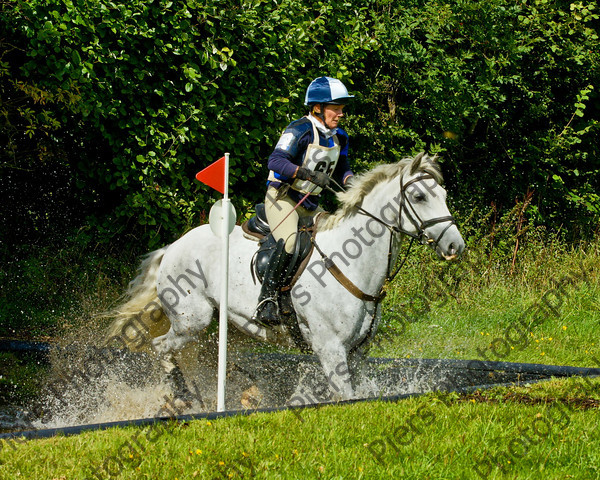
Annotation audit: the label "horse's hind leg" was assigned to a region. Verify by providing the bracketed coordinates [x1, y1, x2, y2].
[152, 301, 214, 404]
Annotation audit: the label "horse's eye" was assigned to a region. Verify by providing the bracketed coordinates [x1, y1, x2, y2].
[413, 192, 426, 202]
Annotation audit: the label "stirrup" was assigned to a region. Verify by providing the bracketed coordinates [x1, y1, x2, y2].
[252, 297, 280, 326]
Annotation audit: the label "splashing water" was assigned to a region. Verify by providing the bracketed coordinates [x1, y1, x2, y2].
[3, 327, 482, 434]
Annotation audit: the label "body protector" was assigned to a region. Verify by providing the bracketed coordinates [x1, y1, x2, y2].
[292, 124, 340, 195]
[286, 121, 341, 195]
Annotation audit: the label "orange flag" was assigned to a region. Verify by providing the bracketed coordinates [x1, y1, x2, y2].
[195, 156, 226, 194]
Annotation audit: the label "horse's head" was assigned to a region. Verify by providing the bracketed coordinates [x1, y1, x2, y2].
[320, 153, 465, 260]
[398, 153, 465, 260]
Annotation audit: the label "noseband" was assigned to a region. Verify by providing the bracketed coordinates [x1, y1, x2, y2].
[397, 174, 456, 249]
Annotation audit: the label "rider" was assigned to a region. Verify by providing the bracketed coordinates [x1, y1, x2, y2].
[253, 76, 356, 325]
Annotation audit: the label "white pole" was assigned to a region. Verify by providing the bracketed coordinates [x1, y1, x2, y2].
[217, 152, 230, 412]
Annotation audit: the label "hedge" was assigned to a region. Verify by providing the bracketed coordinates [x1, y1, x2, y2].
[1, 0, 598, 250]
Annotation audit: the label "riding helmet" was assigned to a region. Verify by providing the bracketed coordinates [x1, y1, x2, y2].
[304, 77, 354, 106]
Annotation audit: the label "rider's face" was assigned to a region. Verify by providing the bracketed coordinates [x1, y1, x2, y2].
[315, 104, 345, 128]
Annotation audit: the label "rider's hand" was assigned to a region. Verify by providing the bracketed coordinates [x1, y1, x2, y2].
[310, 171, 330, 188]
[295, 167, 312, 180]
[296, 167, 330, 188]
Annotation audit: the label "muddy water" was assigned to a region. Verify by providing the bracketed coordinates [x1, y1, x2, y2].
[0, 331, 293, 433]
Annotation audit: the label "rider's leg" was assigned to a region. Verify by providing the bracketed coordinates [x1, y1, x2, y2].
[253, 188, 297, 325]
[253, 237, 288, 325]
[264, 187, 300, 254]
[265, 187, 322, 251]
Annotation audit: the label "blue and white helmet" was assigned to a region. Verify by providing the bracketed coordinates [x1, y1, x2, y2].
[304, 76, 354, 106]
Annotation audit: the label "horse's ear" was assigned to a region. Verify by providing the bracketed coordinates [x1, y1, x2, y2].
[410, 152, 425, 175]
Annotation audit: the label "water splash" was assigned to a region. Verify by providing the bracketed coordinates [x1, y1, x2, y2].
[4, 331, 468, 433]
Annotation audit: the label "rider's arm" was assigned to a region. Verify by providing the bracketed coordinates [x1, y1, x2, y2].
[267, 120, 313, 181]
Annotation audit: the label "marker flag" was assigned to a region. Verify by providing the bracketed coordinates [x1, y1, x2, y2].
[194, 153, 231, 413]
[195, 156, 226, 194]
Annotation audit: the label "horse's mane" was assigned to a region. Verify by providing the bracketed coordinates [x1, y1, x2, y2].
[318, 152, 443, 231]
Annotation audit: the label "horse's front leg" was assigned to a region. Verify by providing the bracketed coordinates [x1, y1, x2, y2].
[312, 341, 354, 401]
[347, 343, 377, 397]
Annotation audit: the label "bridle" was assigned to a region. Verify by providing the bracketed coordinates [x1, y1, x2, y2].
[308, 172, 458, 354]
[352, 173, 457, 251]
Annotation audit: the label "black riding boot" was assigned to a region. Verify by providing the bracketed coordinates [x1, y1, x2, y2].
[253, 239, 292, 326]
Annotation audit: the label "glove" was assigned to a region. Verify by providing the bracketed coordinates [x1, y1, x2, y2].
[296, 167, 330, 188]
[309, 171, 330, 188]
[344, 175, 355, 189]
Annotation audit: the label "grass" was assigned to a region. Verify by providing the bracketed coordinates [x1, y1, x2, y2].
[1, 217, 599, 479]
[373, 234, 599, 368]
[0, 239, 140, 339]
[1, 377, 599, 479]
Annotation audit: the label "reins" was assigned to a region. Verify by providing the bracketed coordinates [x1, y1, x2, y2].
[309, 173, 457, 304]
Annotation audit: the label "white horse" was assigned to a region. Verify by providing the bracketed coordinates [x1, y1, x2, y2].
[105, 153, 465, 404]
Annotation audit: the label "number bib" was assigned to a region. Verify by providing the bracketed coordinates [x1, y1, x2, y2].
[291, 122, 341, 195]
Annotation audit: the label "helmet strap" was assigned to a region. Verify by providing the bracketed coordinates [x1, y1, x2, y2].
[314, 103, 333, 130]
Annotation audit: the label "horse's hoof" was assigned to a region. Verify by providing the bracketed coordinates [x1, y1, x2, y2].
[171, 396, 193, 412]
[241, 385, 263, 409]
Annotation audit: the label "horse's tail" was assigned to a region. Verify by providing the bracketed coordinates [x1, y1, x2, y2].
[104, 246, 171, 352]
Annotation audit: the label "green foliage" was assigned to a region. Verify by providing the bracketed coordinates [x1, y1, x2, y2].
[352, 0, 600, 237]
[0, 233, 140, 338]
[0, 0, 598, 250]
[0, 352, 47, 405]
